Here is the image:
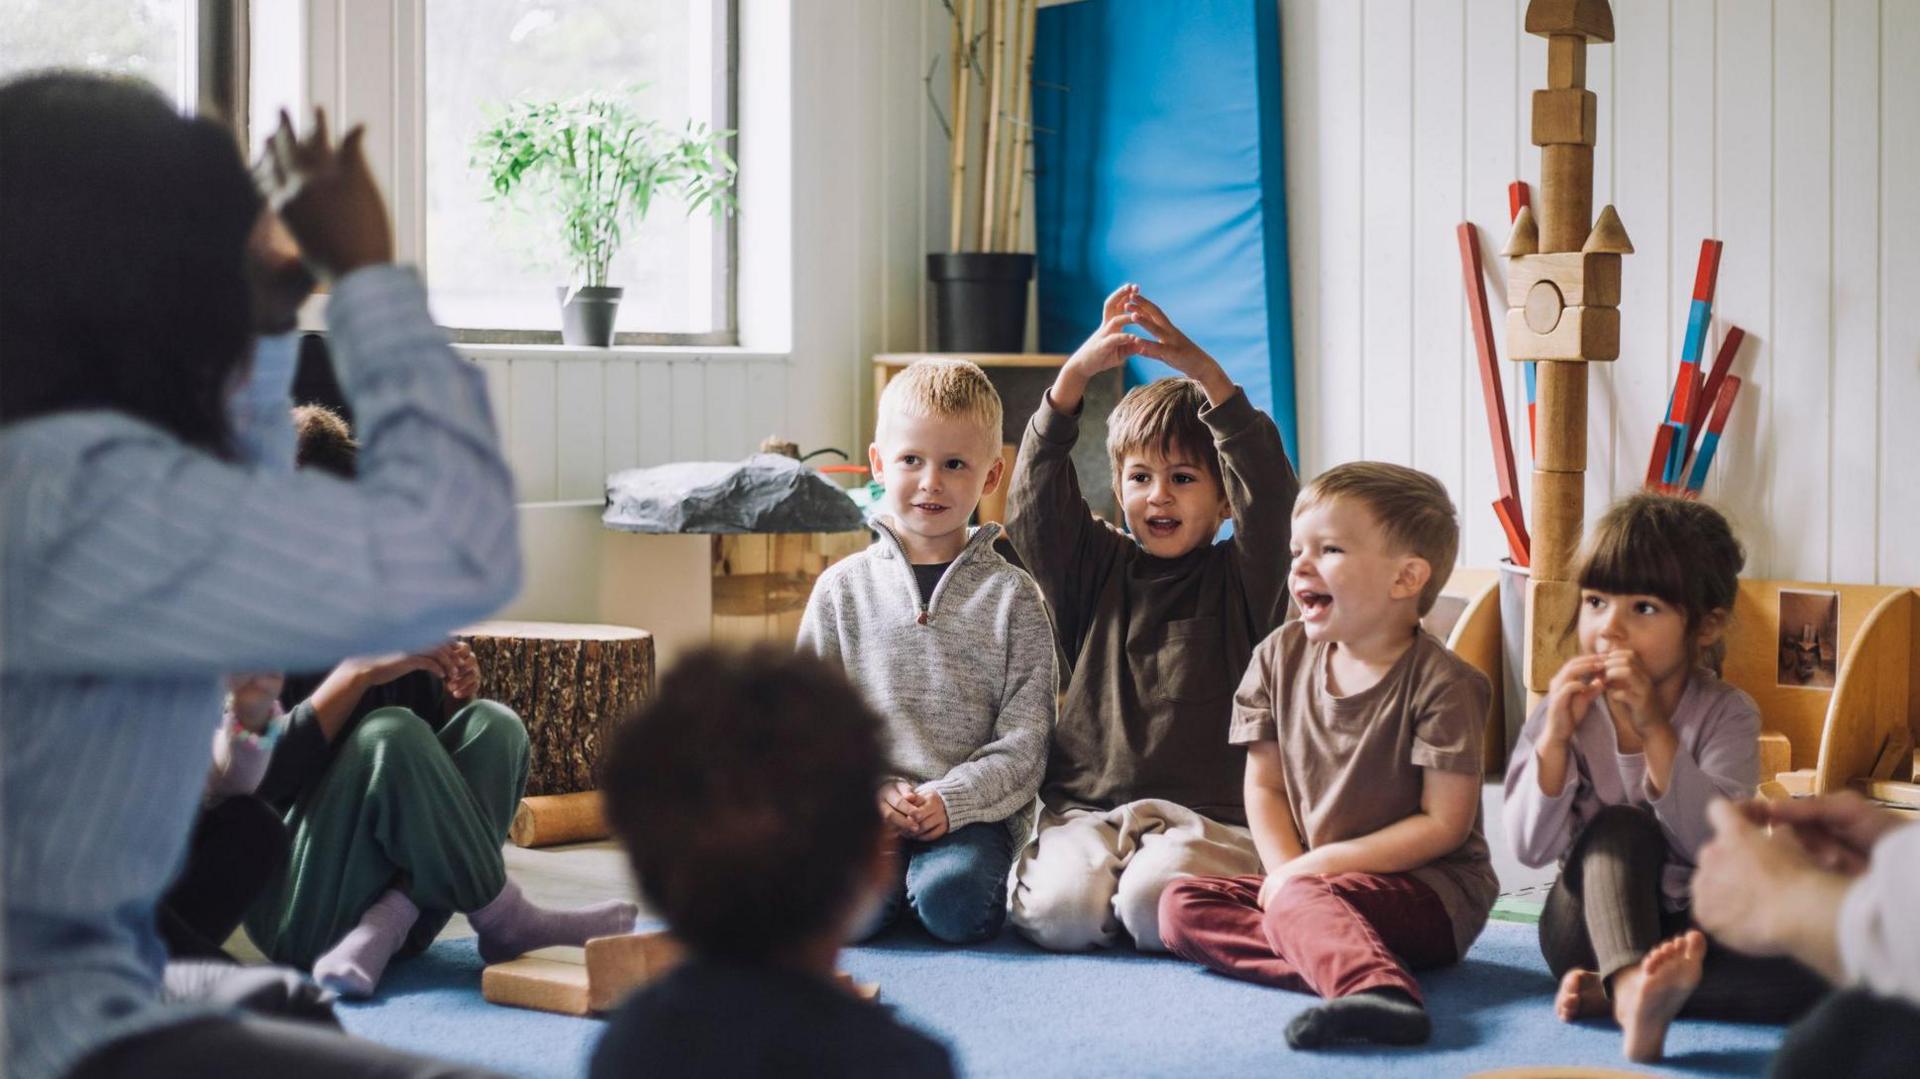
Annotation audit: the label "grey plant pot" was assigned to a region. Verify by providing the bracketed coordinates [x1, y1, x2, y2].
[557, 285, 624, 347]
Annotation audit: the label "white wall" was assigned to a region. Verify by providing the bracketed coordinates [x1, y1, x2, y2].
[290, 1, 941, 658]
[1281, 0, 1920, 586]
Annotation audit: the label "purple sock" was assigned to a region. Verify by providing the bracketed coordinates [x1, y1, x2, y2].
[311, 889, 420, 998]
[468, 879, 639, 964]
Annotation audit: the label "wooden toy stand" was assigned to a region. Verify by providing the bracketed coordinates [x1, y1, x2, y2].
[1507, 0, 1629, 713]
[1718, 580, 1920, 798]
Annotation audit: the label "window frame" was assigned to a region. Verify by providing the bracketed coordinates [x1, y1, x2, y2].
[427, 0, 742, 348]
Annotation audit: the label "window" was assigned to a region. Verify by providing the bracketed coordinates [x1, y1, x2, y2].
[0, 0, 194, 104]
[422, 0, 736, 344]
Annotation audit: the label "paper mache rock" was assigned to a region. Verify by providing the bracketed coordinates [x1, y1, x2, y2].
[603, 454, 866, 534]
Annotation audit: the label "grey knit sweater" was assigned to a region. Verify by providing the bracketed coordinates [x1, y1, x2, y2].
[797, 520, 1055, 836]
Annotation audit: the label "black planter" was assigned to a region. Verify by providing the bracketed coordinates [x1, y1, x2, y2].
[927, 253, 1035, 353]
[557, 285, 624, 347]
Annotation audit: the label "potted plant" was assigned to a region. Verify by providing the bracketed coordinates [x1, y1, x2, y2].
[474, 91, 736, 346]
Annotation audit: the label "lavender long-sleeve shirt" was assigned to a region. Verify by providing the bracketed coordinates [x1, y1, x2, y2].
[1502, 670, 1760, 910]
[1, 266, 521, 1079]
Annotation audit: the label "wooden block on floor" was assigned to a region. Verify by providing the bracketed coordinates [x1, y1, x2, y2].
[1525, 578, 1582, 691]
[1507, 252, 1621, 310]
[1531, 88, 1597, 146]
[585, 931, 686, 1012]
[510, 791, 608, 849]
[483, 956, 592, 1016]
[1758, 730, 1792, 783]
[1507, 305, 1620, 362]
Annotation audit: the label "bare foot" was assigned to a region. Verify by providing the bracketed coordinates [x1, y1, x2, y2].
[1555, 968, 1608, 1022]
[1613, 930, 1707, 1062]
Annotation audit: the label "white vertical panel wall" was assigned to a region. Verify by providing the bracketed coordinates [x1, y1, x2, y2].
[1281, 0, 1919, 586]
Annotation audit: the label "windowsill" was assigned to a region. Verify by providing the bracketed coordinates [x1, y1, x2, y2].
[454, 342, 791, 364]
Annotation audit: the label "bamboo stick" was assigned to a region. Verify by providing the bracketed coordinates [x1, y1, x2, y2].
[948, 0, 976, 252]
[1000, 0, 1036, 252]
[978, 0, 1007, 252]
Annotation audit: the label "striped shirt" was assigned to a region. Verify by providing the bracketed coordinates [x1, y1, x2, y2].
[0, 266, 521, 1079]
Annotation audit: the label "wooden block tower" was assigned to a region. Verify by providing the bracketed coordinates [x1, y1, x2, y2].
[1505, 0, 1632, 701]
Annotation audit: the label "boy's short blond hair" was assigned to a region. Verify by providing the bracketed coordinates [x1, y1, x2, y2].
[1104, 377, 1221, 485]
[1296, 462, 1459, 615]
[875, 358, 1002, 448]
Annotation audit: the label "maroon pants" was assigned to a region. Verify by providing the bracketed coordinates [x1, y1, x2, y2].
[1158, 872, 1458, 1003]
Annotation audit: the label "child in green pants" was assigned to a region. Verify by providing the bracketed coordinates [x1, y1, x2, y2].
[236, 407, 636, 996]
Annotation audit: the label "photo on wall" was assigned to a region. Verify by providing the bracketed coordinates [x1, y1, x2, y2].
[1776, 589, 1840, 689]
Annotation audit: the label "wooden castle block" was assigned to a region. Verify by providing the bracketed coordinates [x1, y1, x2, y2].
[1504, 205, 1540, 256]
[1525, 0, 1616, 42]
[1547, 34, 1587, 89]
[1534, 362, 1589, 471]
[1528, 468, 1584, 582]
[1583, 205, 1634, 253]
[1506, 305, 1620, 362]
[1524, 578, 1583, 690]
[1531, 89, 1598, 146]
[1539, 145, 1595, 252]
[1506, 252, 1622, 309]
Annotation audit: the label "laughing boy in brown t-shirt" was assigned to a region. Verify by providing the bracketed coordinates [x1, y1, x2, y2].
[1159, 462, 1496, 1050]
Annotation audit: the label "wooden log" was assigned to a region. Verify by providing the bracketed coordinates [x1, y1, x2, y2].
[1506, 305, 1619, 362]
[1538, 144, 1594, 252]
[510, 791, 609, 849]
[1507, 252, 1621, 309]
[1529, 465, 1584, 583]
[1531, 88, 1598, 146]
[1534, 362, 1588, 472]
[461, 621, 655, 797]
[1525, 577, 1582, 691]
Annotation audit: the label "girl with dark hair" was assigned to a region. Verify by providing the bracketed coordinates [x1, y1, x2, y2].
[1500, 493, 1826, 1064]
[1, 71, 519, 1079]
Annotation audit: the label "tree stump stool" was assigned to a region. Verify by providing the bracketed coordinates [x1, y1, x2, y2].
[458, 621, 654, 796]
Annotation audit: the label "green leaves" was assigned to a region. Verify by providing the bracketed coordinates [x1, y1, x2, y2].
[473, 90, 737, 288]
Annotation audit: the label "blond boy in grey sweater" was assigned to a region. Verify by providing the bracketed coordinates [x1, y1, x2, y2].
[797, 360, 1055, 944]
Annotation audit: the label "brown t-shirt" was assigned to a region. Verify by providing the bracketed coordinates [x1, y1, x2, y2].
[1230, 621, 1498, 958]
[1005, 388, 1299, 825]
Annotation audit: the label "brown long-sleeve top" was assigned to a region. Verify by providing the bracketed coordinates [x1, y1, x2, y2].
[1005, 386, 1298, 825]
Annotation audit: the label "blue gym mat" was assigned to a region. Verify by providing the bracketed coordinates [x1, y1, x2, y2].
[338, 919, 1782, 1077]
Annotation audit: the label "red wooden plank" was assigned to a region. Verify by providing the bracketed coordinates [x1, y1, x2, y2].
[1494, 496, 1531, 567]
[1458, 222, 1522, 510]
[1646, 423, 1676, 490]
[1688, 324, 1745, 438]
[1691, 238, 1725, 303]
[1508, 181, 1531, 222]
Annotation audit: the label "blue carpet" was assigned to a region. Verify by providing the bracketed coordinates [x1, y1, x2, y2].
[339, 921, 1781, 1078]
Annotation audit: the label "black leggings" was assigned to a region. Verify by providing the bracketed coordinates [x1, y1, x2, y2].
[158, 795, 290, 959]
[1538, 803, 1827, 1023]
[1771, 989, 1920, 1078]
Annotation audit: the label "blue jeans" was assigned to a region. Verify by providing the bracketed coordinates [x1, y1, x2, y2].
[864, 822, 1013, 944]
